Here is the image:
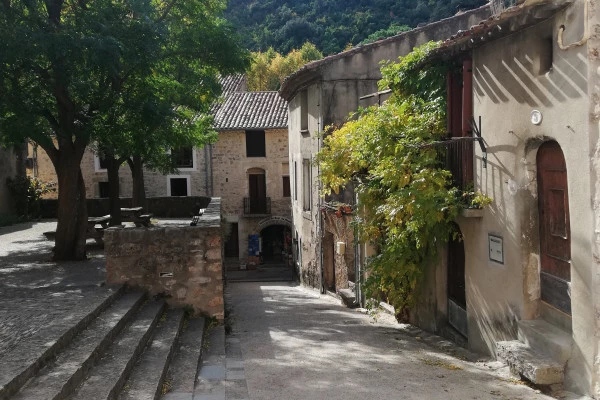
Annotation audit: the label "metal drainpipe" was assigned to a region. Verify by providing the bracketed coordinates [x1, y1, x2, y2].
[317, 83, 326, 294]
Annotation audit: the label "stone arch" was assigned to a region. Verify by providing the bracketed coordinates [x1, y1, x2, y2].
[256, 216, 292, 232]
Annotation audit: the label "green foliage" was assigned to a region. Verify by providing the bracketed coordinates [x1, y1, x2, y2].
[247, 43, 323, 91]
[359, 24, 411, 46]
[6, 176, 56, 219]
[317, 42, 460, 318]
[225, 0, 487, 54]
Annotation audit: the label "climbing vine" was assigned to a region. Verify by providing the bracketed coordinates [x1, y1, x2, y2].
[317, 41, 462, 319]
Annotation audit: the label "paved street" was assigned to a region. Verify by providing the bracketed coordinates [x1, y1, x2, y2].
[0, 221, 113, 358]
[226, 282, 554, 400]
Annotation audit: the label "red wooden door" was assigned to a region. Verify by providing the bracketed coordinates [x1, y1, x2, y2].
[537, 141, 571, 315]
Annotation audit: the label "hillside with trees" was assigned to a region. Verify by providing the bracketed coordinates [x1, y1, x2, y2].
[225, 0, 487, 55]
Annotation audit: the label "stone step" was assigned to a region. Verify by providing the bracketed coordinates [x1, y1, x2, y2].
[10, 291, 146, 400]
[118, 309, 185, 400]
[338, 288, 358, 308]
[496, 340, 564, 385]
[70, 300, 166, 400]
[518, 319, 572, 363]
[161, 317, 207, 399]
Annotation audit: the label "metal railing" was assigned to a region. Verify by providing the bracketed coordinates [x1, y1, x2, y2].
[244, 197, 271, 215]
[425, 137, 477, 191]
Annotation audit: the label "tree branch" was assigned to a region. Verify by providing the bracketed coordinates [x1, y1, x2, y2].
[156, 0, 177, 23]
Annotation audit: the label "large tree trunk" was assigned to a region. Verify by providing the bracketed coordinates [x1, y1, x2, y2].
[129, 155, 146, 208]
[53, 155, 88, 261]
[105, 155, 122, 226]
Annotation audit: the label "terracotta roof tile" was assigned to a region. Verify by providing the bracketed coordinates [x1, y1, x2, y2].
[213, 91, 288, 130]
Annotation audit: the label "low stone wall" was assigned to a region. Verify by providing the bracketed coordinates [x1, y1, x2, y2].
[40, 196, 211, 218]
[104, 198, 224, 319]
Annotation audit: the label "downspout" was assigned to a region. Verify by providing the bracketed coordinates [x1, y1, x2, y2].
[204, 145, 210, 196]
[318, 83, 326, 294]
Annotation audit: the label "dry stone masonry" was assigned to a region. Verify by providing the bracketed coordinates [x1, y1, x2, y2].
[105, 198, 224, 320]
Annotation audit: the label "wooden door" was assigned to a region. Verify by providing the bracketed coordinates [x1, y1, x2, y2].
[224, 223, 239, 258]
[537, 141, 571, 315]
[249, 173, 266, 213]
[448, 227, 467, 337]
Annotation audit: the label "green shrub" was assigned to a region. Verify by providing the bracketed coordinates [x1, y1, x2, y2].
[6, 176, 56, 219]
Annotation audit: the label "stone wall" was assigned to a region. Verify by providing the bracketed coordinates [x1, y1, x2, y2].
[105, 198, 224, 319]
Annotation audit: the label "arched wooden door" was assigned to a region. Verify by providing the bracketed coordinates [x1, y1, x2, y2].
[537, 141, 571, 315]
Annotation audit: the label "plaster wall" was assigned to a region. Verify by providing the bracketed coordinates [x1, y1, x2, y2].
[287, 5, 492, 291]
[463, 4, 594, 395]
[586, 0, 600, 396]
[289, 84, 322, 288]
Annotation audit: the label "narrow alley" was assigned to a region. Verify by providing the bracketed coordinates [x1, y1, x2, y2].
[220, 282, 554, 400]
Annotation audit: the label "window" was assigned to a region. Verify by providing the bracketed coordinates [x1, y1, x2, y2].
[167, 175, 190, 196]
[172, 147, 194, 169]
[94, 154, 108, 172]
[300, 90, 308, 133]
[283, 176, 291, 197]
[246, 130, 266, 157]
[538, 36, 553, 75]
[98, 182, 110, 198]
[294, 161, 298, 201]
[303, 159, 311, 211]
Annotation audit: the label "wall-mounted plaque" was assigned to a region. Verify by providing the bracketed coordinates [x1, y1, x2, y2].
[489, 234, 504, 264]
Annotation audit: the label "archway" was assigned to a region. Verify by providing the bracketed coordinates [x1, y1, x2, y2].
[259, 224, 292, 264]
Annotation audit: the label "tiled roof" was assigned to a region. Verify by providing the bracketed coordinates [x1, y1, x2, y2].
[213, 91, 288, 130]
[433, 0, 573, 58]
[219, 74, 246, 94]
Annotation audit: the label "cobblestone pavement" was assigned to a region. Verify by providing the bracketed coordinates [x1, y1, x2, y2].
[227, 282, 555, 400]
[0, 221, 114, 358]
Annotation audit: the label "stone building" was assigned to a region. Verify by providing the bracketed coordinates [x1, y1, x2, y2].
[282, 0, 600, 396]
[279, 5, 491, 294]
[28, 75, 291, 263]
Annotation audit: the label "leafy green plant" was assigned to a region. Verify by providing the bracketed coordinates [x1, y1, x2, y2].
[460, 190, 492, 209]
[6, 176, 56, 219]
[317, 41, 461, 320]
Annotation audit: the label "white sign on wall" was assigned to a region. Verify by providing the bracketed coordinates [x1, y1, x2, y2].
[489, 234, 504, 264]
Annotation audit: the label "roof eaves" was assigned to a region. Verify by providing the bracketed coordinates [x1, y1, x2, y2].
[432, 0, 574, 60]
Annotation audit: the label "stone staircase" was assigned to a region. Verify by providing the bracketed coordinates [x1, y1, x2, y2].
[496, 319, 572, 390]
[0, 287, 210, 400]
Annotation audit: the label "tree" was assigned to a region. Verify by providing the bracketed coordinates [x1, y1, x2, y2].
[0, 0, 248, 260]
[247, 43, 323, 91]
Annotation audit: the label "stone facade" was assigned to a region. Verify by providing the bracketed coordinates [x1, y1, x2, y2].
[28, 127, 292, 261]
[212, 128, 291, 262]
[105, 198, 224, 319]
[281, 5, 491, 291]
